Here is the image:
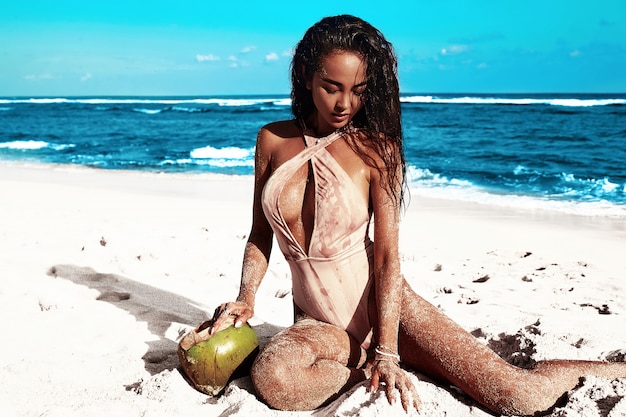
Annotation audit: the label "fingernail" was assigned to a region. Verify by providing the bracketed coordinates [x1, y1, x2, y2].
[235, 321, 242, 328]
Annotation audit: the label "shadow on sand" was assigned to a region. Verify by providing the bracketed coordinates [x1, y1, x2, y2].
[47, 264, 282, 376]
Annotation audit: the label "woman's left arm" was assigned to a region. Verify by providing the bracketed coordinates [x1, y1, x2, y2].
[370, 163, 402, 360]
[368, 152, 420, 411]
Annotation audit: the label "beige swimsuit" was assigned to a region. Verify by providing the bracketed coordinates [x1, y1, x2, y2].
[262, 128, 374, 348]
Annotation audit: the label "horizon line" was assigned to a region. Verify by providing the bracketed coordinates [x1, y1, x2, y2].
[2, 91, 626, 99]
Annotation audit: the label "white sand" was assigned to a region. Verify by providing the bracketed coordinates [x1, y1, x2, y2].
[1, 163, 625, 417]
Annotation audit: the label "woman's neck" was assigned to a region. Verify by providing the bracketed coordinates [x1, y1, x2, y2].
[303, 115, 352, 138]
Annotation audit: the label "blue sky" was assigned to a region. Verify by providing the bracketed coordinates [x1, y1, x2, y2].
[1, 0, 625, 96]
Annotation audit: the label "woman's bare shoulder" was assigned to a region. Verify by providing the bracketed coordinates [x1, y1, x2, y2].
[258, 120, 302, 142]
[256, 120, 305, 167]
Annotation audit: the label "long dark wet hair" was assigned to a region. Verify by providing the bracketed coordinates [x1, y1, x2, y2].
[290, 14, 407, 208]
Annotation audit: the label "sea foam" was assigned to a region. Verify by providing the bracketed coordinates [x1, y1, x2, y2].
[401, 95, 625, 107]
[0, 140, 74, 151]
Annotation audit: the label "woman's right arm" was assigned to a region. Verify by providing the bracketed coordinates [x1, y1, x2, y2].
[210, 127, 275, 333]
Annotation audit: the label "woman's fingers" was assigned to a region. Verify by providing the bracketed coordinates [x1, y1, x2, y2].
[209, 301, 253, 335]
[369, 369, 380, 392]
[369, 360, 420, 412]
[234, 307, 253, 327]
[398, 375, 421, 412]
[384, 373, 397, 405]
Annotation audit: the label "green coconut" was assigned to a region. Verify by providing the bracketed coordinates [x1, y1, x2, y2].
[178, 316, 259, 396]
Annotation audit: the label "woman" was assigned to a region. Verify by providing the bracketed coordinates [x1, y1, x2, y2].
[210, 15, 625, 415]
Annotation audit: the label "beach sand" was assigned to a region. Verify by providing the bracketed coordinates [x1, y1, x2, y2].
[1, 163, 625, 417]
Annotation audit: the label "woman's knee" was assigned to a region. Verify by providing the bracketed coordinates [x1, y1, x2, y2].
[249, 321, 357, 411]
[250, 343, 298, 410]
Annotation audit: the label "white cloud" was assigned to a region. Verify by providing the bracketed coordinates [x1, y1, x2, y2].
[265, 52, 279, 62]
[569, 50, 581, 57]
[241, 46, 256, 53]
[476, 62, 488, 69]
[196, 54, 220, 62]
[80, 73, 92, 82]
[440, 45, 469, 56]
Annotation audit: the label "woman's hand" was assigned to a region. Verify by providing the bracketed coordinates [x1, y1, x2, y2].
[209, 301, 254, 335]
[369, 359, 421, 412]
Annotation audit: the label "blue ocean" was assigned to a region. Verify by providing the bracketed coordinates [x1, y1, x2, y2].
[1, 94, 625, 217]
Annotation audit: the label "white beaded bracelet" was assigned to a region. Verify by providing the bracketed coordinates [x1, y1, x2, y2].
[374, 346, 401, 362]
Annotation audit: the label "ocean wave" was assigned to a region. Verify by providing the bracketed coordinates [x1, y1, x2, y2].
[3, 95, 624, 108]
[0, 140, 74, 151]
[407, 165, 626, 217]
[558, 173, 624, 199]
[410, 183, 626, 218]
[512, 165, 625, 199]
[190, 145, 253, 160]
[171, 106, 204, 113]
[401, 95, 626, 107]
[185, 145, 254, 170]
[0, 97, 292, 107]
[407, 166, 474, 188]
[132, 106, 214, 114]
[161, 158, 254, 169]
[188, 159, 254, 168]
[133, 108, 162, 115]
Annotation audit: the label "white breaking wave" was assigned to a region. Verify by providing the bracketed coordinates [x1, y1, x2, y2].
[409, 183, 626, 218]
[190, 145, 253, 160]
[401, 95, 625, 107]
[407, 166, 626, 218]
[161, 158, 254, 168]
[188, 145, 255, 169]
[190, 159, 254, 168]
[0, 97, 292, 107]
[407, 166, 473, 189]
[2, 96, 623, 107]
[0, 140, 74, 151]
[133, 108, 162, 114]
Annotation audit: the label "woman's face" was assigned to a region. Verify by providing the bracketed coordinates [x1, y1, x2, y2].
[306, 51, 367, 136]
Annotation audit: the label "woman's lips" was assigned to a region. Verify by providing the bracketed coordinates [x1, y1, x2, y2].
[332, 113, 349, 122]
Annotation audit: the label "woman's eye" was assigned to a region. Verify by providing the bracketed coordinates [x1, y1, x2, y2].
[353, 89, 365, 97]
[324, 87, 338, 94]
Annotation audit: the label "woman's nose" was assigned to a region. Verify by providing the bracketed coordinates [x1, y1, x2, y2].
[335, 93, 350, 111]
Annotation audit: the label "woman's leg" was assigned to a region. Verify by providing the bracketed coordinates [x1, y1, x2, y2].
[398, 281, 626, 415]
[250, 318, 368, 411]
